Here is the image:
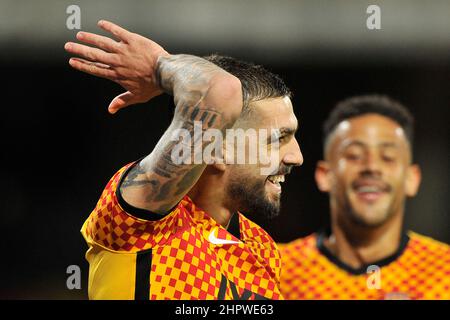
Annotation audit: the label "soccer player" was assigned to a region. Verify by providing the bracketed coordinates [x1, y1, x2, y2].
[65, 21, 303, 299]
[280, 95, 450, 300]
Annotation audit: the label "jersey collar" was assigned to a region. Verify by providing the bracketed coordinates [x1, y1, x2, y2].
[316, 228, 410, 275]
[227, 212, 242, 241]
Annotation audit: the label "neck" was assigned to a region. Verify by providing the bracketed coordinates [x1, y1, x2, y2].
[325, 208, 404, 269]
[187, 168, 234, 228]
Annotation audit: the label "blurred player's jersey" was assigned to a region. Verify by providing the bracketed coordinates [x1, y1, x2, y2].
[81, 162, 282, 300]
[280, 231, 450, 300]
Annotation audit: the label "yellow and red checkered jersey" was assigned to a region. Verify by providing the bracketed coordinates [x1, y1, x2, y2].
[81, 162, 282, 300]
[279, 231, 450, 300]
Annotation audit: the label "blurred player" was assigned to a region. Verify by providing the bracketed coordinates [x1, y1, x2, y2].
[65, 20, 302, 299]
[280, 95, 450, 300]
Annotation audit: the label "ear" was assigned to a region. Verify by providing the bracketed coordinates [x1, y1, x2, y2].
[315, 160, 332, 192]
[210, 143, 228, 172]
[210, 159, 227, 172]
[405, 164, 421, 197]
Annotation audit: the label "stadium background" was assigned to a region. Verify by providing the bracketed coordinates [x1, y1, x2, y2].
[1, 0, 448, 299]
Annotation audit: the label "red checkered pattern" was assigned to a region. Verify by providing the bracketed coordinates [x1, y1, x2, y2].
[280, 232, 450, 300]
[82, 165, 193, 252]
[82, 163, 282, 300]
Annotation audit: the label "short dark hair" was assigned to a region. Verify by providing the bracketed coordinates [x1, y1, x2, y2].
[323, 94, 415, 146]
[204, 54, 291, 107]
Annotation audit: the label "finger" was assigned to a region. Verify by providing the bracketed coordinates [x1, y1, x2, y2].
[76, 31, 120, 53]
[108, 91, 138, 114]
[70, 57, 111, 69]
[98, 20, 132, 43]
[68, 57, 117, 80]
[65, 42, 119, 67]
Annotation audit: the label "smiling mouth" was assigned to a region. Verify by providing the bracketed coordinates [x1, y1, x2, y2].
[353, 183, 390, 202]
[266, 174, 286, 194]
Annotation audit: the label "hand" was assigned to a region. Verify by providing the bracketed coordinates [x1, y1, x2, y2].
[65, 20, 170, 114]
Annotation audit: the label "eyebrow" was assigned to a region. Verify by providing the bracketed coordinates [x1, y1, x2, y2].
[280, 127, 298, 136]
[379, 142, 400, 148]
[266, 126, 298, 144]
[341, 140, 400, 149]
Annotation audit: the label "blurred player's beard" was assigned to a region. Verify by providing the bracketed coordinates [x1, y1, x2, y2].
[226, 173, 280, 220]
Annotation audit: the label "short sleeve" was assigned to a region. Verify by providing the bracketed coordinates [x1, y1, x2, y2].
[81, 162, 189, 252]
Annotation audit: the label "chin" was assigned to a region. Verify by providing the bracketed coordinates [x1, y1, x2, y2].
[348, 209, 391, 228]
[268, 192, 281, 203]
[346, 195, 390, 223]
[228, 180, 280, 220]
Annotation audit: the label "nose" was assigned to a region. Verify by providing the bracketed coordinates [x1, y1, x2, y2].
[361, 151, 382, 175]
[283, 137, 303, 166]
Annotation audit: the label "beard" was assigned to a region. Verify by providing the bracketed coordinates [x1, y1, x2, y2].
[226, 174, 280, 220]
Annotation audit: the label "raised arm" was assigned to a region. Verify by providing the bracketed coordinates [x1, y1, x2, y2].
[121, 55, 242, 214]
[65, 20, 243, 214]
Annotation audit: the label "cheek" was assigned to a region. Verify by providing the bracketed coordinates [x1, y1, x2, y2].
[266, 145, 280, 163]
[232, 165, 265, 183]
[267, 143, 281, 161]
[332, 160, 357, 187]
[387, 166, 408, 189]
[337, 159, 346, 173]
[382, 159, 406, 177]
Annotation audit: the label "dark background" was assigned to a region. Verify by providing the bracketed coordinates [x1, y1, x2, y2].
[1, 0, 449, 299]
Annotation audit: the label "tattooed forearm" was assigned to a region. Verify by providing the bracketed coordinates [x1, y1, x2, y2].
[122, 163, 161, 189]
[156, 54, 219, 97]
[120, 54, 243, 214]
[121, 164, 151, 187]
[174, 165, 205, 196]
[153, 150, 181, 178]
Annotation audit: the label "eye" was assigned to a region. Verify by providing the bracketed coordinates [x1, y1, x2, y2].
[267, 133, 284, 145]
[345, 152, 362, 161]
[348, 155, 360, 161]
[381, 148, 398, 163]
[382, 155, 396, 163]
[343, 145, 365, 161]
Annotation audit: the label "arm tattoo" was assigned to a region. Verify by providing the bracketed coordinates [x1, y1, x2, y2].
[120, 54, 241, 214]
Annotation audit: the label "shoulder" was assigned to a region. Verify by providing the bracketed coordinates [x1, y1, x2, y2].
[278, 233, 318, 262]
[407, 231, 450, 256]
[401, 231, 450, 294]
[82, 163, 193, 252]
[402, 231, 450, 274]
[238, 213, 277, 246]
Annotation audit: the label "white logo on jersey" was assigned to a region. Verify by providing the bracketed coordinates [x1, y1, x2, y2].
[208, 227, 241, 245]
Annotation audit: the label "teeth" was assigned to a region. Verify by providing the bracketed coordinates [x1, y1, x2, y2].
[268, 175, 285, 184]
[357, 186, 381, 193]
